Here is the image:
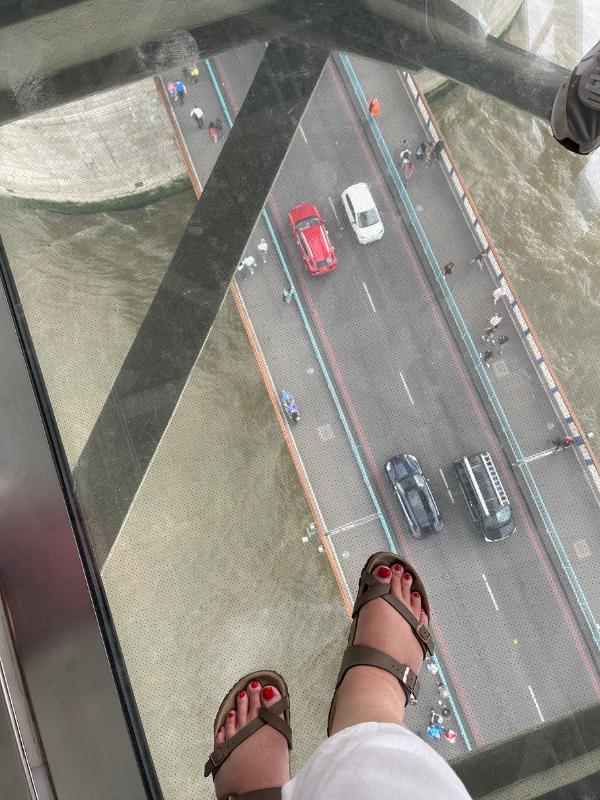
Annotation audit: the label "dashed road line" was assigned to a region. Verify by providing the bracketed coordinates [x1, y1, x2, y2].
[482, 573, 499, 611]
[328, 195, 341, 226]
[399, 371, 414, 405]
[439, 468, 455, 503]
[363, 282, 377, 313]
[528, 685, 545, 722]
[298, 124, 308, 143]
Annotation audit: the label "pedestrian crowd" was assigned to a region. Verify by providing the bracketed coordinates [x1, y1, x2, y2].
[167, 65, 228, 145]
[424, 660, 458, 744]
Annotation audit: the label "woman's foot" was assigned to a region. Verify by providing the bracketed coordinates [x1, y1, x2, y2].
[329, 562, 429, 735]
[212, 680, 290, 799]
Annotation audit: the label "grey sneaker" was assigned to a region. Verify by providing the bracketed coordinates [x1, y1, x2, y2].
[551, 39, 600, 155]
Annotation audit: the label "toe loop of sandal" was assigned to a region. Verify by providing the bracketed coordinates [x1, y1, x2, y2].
[204, 700, 292, 779]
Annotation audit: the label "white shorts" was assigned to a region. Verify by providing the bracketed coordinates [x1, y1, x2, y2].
[282, 722, 472, 800]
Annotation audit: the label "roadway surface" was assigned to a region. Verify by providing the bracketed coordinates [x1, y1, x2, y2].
[161, 44, 600, 750]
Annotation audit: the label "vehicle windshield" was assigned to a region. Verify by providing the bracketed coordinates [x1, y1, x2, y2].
[494, 506, 512, 525]
[296, 216, 320, 230]
[401, 473, 426, 490]
[357, 208, 379, 227]
[315, 256, 334, 267]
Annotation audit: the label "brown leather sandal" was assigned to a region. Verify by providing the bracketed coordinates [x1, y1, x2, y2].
[204, 671, 292, 800]
[327, 552, 435, 735]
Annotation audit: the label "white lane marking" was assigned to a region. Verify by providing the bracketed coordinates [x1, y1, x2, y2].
[363, 282, 377, 313]
[482, 573, 499, 611]
[399, 371, 414, 405]
[298, 124, 307, 143]
[438, 468, 455, 503]
[328, 513, 381, 537]
[396, 68, 404, 79]
[328, 195, 341, 225]
[528, 686, 545, 722]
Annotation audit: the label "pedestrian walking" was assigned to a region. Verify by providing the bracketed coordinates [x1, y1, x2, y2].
[431, 139, 445, 161]
[175, 79, 186, 104]
[399, 140, 414, 180]
[482, 326, 496, 344]
[416, 141, 431, 161]
[167, 81, 177, 102]
[190, 107, 204, 129]
[492, 285, 507, 304]
[237, 255, 256, 278]
[489, 313, 502, 329]
[182, 66, 191, 81]
[471, 252, 486, 270]
[257, 238, 268, 263]
[427, 723, 444, 742]
[552, 434, 574, 452]
[443, 261, 454, 277]
[190, 64, 200, 83]
[426, 660, 439, 677]
[214, 117, 224, 140]
[283, 287, 295, 303]
[438, 685, 450, 700]
[444, 729, 458, 743]
[368, 97, 380, 117]
[497, 334, 510, 353]
[481, 349, 494, 367]
[208, 121, 218, 143]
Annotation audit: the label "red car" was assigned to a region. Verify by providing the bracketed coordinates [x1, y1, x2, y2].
[289, 203, 337, 275]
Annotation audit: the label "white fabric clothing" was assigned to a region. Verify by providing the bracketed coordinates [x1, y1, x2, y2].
[282, 722, 472, 800]
[257, 240, 268, 253]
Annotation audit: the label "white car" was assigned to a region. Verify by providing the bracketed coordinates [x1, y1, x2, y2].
[341, 183, 384, 244]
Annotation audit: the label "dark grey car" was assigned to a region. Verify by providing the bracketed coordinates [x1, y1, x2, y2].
[385, 453, 444, 539]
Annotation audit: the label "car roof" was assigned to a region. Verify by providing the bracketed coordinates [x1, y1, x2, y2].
[405, 488, 434, 527]
[345, 183, 375, 213]
[302, 220, 330, 261]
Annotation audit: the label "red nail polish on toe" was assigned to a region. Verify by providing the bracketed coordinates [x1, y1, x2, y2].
[392, 563, 403, 572]
[403, 572, 412, 581]
[412, 591, 420, 599]
[377, 565, 391, 579]
[227, 711, 235, 718]
[238, 691, 246, 698]
[262, 686, 274, 701]
[250, 681, 260, 689]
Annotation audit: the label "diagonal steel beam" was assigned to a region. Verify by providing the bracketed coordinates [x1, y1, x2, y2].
[72, 38, 329, 566]
[0, 0, 569, 126]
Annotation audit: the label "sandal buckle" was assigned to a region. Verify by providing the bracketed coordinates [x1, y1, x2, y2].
[416, 623, 432, 649]
[401, 666, 419, 699]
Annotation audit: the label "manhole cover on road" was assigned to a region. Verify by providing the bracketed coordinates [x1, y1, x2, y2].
[574, 539, 591, 559]
[318, 424, 334, 441]
[493, 359, 509, 377]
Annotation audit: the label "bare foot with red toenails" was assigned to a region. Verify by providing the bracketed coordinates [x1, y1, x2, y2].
[212, 680, 290, 799]
[329, 562, 429, 735]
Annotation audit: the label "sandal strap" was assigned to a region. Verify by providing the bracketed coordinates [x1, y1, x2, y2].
[352, 574, 434, 657]
[336, 643, 420, 703]
[205, 697, 291, 778]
